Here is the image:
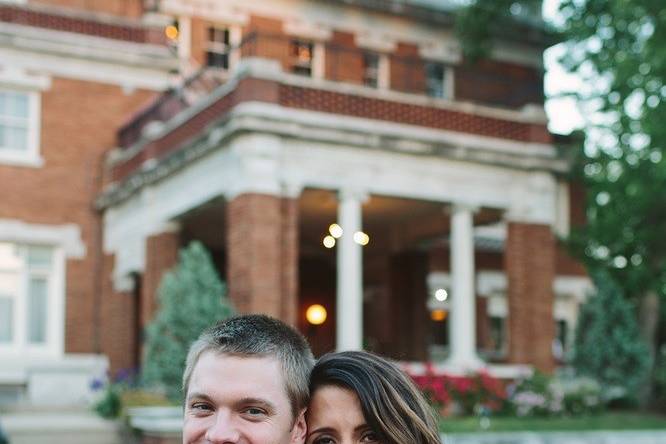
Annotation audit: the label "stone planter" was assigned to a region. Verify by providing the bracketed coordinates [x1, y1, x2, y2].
[126, 406, 182, 444]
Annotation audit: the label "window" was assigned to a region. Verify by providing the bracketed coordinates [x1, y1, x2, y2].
[290, 39, 314, 76]
[0, 91, 30, 152]
[363, 52, 380, 88]
[206, 26, 231, 69]
[425, 62, 451, 99]
[489, 316, 506, 353]
[0, 242, 58, 353]
[0, 89, 41, 166]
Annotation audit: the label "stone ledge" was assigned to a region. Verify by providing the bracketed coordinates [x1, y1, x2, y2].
[443, 430, 666, 444]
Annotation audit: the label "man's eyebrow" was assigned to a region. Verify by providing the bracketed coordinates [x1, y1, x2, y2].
[235, 397, 277, 413]
[186, 392, 213, 403]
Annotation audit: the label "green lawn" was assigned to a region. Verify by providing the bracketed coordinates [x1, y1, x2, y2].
[440, 412, 666, 433]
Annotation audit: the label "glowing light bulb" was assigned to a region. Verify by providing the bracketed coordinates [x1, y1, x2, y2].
[329, 223, 343, 239]
[353, 231, 369, 246]
[306, 304, 327, 325]
[323, 235, 336, 249]
[435, 289, 448, 302]
[165, 25, 179, 40]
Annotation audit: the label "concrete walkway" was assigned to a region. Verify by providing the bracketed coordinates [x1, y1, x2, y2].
[443, 430, 666, 444]
[0, 410, 130, 444]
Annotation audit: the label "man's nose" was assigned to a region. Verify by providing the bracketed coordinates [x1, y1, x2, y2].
[204, 411, 241, 443]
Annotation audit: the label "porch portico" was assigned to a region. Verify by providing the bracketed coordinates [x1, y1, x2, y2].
[100, 58, 567, 374]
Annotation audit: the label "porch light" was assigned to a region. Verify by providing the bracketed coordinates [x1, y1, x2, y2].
[306, 304, 327, 325]
[323, 235, 336, 249]
[435, 288, 448, 302]
[431, 309, 447, 322]
[329, 223, 343, 239]
[165, 24, 179, 41]
[353, 231, 369, 246]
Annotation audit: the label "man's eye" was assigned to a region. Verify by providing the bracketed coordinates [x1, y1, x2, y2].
[313, 437, 335, 444]
[191, 403, 212, 412]
[243, 407, 267, 416]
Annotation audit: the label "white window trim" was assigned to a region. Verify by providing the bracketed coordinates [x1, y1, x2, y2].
[378, 54, 390, 90]
[0, 244, 66, 358]
[0, 220, 84, 358]
[312, 42, 325, 80]
[0, 68, 50, 168]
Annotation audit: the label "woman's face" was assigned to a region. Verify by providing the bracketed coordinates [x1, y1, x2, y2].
[306, 385, 381, 444]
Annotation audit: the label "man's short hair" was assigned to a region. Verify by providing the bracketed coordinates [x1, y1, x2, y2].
[182, 314, 315, 417]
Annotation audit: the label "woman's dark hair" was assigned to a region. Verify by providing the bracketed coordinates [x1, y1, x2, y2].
[309, 351, 440, 444]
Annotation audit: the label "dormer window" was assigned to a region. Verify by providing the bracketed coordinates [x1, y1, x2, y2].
[425, 61, 452, 99]
[206, 26, 231, 69]
[290, 39, 314, 76]
[363, 52, 380, 88]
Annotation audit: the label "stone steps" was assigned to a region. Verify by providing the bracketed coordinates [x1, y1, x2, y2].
[0, 410, 134, 444]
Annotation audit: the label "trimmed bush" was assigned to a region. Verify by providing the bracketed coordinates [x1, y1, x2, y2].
[141, 241, 234, 402]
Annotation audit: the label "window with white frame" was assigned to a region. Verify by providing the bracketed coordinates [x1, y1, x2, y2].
[0, 89, 40, 166]
[206, 26, 232, 69]
[425, 61, 452, 99]
[0, 242, 58, 353]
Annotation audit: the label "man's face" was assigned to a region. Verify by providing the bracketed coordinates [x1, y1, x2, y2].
[183, 351, 306, 444]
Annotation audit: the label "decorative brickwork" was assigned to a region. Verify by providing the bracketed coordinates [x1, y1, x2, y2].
[0, 4, 165, 44]
[141, 230, 180, 328]
[505, 222, 556, 372]
[111, 77, 279, 182]
[111, 76, 552, 182]
[279, 84, 550, 143]
[226, 194, 299, 322]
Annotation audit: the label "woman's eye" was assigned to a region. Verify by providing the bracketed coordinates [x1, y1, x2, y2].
[360, 431, 380, 442]
[313, 438, 335, 444]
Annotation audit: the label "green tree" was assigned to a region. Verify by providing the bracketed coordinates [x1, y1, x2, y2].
[572, 271, 650, 403]
[141, 241, 234, 401]
[456, 0, 666, 400]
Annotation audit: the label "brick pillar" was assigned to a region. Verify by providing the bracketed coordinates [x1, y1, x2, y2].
[141, 228, 180, 328]
[100, 254, 138, 375]
[226, 193, 299, 323]
[505, 222, 556, 372]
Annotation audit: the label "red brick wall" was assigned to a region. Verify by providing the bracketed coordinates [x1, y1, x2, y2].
[226, 194, 298, 321]
[455, 59, 544, 109]
[505, 222, 555, 372]
[141, 230, 180, 328]
[100, 254, 139, 374]
[391, 42, 425, 94]
[0, 77, 154, 355]
[29, 0, 144, 18]
[327, 30, 364, 84]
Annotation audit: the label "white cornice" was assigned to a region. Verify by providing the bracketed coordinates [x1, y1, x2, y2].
[0, 22, 177, 90]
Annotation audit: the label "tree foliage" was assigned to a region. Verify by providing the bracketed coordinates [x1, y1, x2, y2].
[557, 0, 666, 301]
[141, 241, 234, 401]
[572, 271, 650, 401]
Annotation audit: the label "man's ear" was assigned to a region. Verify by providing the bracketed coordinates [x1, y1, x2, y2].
[290, 408, 307, 444]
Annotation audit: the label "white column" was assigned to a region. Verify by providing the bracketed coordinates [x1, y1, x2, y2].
[447, 203, 483, 370]
[336, 188, 367, 351]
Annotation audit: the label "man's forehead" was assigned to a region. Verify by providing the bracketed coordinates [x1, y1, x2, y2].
[189, 351, 286, 394]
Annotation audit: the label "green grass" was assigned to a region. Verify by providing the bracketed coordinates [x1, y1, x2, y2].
[440, 412, 666, 433]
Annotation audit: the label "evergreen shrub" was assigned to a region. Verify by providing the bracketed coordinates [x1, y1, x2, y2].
[141, 241, 234, 401]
